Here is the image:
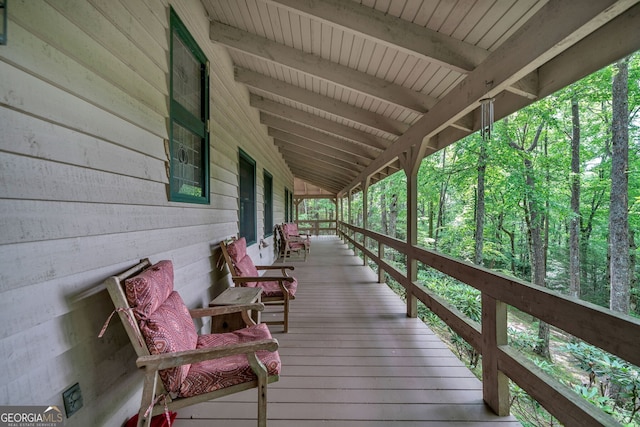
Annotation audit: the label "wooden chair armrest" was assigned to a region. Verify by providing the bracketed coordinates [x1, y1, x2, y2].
[255, 265, 295, 277]
[232, 275, 294, 283]
[136, 338, 279, 370]
[255, 265, 295, 271]
[288, 235, 308, 241]
[230, 277, 293, 299]
[189, 303, 264, 319]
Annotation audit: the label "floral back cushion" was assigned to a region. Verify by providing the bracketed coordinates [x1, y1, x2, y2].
[140, 291, 198, 393]
[125, 260, 174, 321]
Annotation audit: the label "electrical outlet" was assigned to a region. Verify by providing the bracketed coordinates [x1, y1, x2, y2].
[62, 383, 83, 418]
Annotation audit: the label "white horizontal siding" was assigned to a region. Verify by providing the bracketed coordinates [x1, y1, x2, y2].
[0, 1, 293, 426]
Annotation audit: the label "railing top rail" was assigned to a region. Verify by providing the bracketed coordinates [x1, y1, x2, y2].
[339, 221, 640, 368]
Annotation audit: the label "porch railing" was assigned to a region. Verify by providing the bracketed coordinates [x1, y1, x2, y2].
[296, 219, 337, 236]
[338, 221, 640, 427]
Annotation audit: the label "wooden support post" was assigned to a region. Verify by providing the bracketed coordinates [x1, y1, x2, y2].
[406, 283, 418, 318]
[347, 190, 352, 225]
[332, 197, 338, 235]
[378, 241, 385, 284]
[400, 140, 428, 319]
[482, 294, 510, 416]
[362, 177, 370, 267]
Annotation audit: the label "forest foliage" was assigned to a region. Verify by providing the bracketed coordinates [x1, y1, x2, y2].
[352, 52, 640, 317]
[302, 52, 640, 426]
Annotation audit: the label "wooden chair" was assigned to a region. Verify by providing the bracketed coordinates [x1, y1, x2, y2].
[276, 223, 309, 262]
[220, 237, 298, 332]
[283, 222, 311, 246]
[100, 259, 280, 427]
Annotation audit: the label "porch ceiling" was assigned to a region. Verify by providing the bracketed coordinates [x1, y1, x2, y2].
[200, 0, 640, 196]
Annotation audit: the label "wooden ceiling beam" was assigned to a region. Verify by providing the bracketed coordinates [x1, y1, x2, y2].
[235, 67, 408, 136]
[340, 0, 639, 196]
[269, 127, 372, 166]
[276, 142, 364, 174]
[210, 20, 437, 113]
[263, 0, 540, 99]
[284, 162, 349, 190]
[281, 156, 356, 183]
[252, 96, 391, 151]
[263, 115, 376, 160]
[262, 0, 487, 73]
[504, 71, 539, 100]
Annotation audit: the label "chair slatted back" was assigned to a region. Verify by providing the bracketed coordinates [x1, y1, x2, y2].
[103, 258, 153, 358]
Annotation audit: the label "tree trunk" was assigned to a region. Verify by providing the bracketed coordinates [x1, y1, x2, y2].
[381, 182, 388, 235]
[609, 57, 630, 314]
[526, 152, 551, 359]
[389, 193, 398, 239]
[435, 148, 448, 249]
[511, 123, 550, 358]
[475, 139, 487, 265]
[569, 95, 581, 298]
[630, 230, 637, 313]
[428, 199, 434, 239]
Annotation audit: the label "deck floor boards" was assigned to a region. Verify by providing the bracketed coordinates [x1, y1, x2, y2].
[173, 236, 521, 426]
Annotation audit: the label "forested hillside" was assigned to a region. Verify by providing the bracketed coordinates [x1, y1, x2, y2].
[302, 51, 640, 426]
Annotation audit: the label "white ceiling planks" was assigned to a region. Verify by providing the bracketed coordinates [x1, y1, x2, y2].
[200, 0, 640, 195]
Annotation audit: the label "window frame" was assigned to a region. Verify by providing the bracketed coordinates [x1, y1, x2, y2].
[239, 149, 257, 245]
[284, 188, 290, 222]
[168, 8, 210, 204]
[263, 170, 273, 237]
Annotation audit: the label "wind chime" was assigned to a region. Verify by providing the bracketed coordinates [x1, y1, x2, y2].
[479, 80, 495, 141]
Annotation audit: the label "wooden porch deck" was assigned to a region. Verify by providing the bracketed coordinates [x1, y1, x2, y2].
[174, 236, 521, 426]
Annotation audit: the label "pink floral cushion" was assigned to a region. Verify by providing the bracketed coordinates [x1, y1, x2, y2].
[140, 291, 198, 393]
[125, 260, 174, 321]
[234, 254, 260, 278]
[227, 236, 298, 296]
[178, 323, 281, 397]
[287, 241, 307, 251]
[226, 237, 247, 263]
[257, 278, 298, 298]
[282, 223, 295, 238]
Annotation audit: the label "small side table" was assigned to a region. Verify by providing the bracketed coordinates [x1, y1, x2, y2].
[209, 287, 262, 333]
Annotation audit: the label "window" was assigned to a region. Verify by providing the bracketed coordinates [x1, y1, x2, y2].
[285, 188, 290, 222]
[169, 9, 209, 203]
[239, 150, 256, 245]
[284, 187, 294, 222]
[263, 170, 273, 236]
[289, 190, 294, 222]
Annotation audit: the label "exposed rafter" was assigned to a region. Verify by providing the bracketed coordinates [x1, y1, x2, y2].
[201, 0, 640, 197]
[260, 0, 540, 99]
[252, 97, 391, 152]
[263, 115, 378, 160]
[209, 20, 437, 113]
[261, 0, 487, 73]
[269, 127, 373, 166]
[276, 143, 364, 175]
[341, 0, 640, 195]
[236, 67, 408, 137]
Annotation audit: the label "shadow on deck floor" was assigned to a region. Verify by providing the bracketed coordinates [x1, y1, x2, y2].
[174, 236, 522, 426]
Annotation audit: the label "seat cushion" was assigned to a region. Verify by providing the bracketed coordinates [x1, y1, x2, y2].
[125, 260, 174, 321]
[178, 323, 281, 398]
[258, 278, 298, 298]
[140, 291, 198, 393]
[286, 241, 307, 251]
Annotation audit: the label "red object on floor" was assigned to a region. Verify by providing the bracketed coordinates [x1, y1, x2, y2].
[125, 411, 177, 427]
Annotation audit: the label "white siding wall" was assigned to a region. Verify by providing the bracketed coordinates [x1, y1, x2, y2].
[0, 0, 293, 425]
